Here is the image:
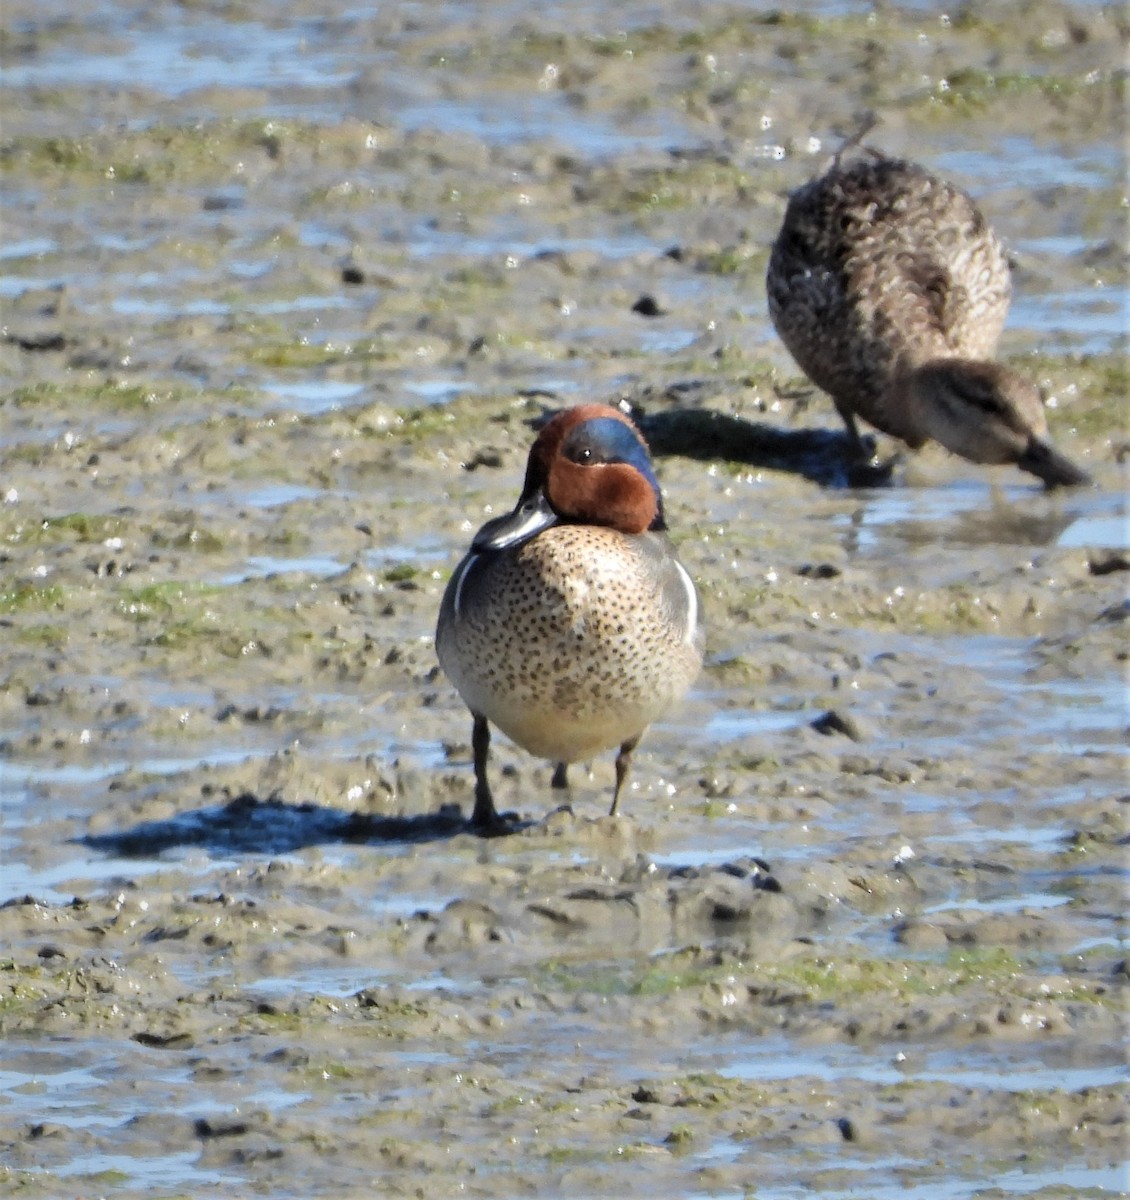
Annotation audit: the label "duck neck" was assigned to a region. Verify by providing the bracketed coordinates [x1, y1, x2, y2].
[884, 351, 953, 448]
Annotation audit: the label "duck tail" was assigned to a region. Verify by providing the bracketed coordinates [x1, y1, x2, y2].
[832, 112, 881, 167]
[1017, 436, 1092, 489]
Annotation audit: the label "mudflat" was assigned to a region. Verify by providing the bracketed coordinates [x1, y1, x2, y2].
[1, 2, 1127, 1196]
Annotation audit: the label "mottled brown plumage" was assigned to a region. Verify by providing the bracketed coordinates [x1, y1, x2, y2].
[767, 149, 1090, 487]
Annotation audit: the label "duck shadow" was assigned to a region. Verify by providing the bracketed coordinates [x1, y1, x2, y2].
[78, 791, 475, 859]
[632, 406, 895, 488]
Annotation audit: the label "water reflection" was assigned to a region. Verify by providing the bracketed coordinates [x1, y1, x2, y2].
[839, 480, 1126, 552]
[714, 1034, 1129, 1093]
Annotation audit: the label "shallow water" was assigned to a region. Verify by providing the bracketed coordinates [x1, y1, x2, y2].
[2, 0, 1128, 1197]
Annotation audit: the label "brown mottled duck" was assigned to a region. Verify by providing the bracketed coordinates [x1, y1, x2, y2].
[766, 147, 1090, 488]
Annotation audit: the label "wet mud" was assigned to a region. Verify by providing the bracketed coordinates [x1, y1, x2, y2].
[1, 1, 1127, 1197]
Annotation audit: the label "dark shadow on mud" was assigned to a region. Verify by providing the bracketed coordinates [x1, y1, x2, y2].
[78, 791, 481, 858]
[635, 407, 896, 489]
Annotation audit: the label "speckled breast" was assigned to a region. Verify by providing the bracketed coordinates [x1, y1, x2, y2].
[437, 524, 702, 763]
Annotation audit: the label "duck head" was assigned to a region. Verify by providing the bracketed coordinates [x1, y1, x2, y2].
[472, 405, 666, 552]
[901, 359, 1092, 489]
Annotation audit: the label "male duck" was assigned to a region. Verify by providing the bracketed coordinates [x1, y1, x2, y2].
[436, 404, 704, 833]
[766, 147, 1090, 488]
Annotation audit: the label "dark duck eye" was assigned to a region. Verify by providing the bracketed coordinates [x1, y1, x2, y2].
[562, 419, 636, 468]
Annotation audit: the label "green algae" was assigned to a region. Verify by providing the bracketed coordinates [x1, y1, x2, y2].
[6, 621, 68, 649]
[532, 955, 733, 998]
[1031, 354, 1130, 440]
[524, 941, 1123, 1014]
[114, 581, 278, 655]
[0, 118, 341, 186]
[0, 965, 51, 1021]
[5, 379, 201, 413]
[0, 583, 65, 615]
[34, 512, 125, 543]
[586, 159, 757, 217]
[0, 6, 1123, 1197]
[923, 68, 1103, 115]
[117, 580, 223, 617]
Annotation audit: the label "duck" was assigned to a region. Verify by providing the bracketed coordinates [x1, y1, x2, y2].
[766, 145, 1091, 488]
[436, 404, 704, 834]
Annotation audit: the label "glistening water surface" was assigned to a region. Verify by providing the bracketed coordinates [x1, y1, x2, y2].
[1, 1, 1126, 1197]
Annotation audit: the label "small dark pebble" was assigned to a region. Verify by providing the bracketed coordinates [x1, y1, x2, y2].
[710, 901, 744, 922]
[812, 709, 866, 741]
[1088, 551, 1129, 576]
[631, 294, 666, 317]
[195, 1118, 251, 1139]
[202, 192, 243, 211]
[465, 448, 503, 470]
[132, 1030, 194, 1049]
[6, 331, 66, 352]
[29, 1123, 67, 1139]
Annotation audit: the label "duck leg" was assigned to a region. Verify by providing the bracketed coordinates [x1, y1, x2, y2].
[836, 402, 897, 486]
[551, 763, 569, 789]
[834, 403, 873, 460]
[608, 734, 641, 817]
[470, 714, 507, 834]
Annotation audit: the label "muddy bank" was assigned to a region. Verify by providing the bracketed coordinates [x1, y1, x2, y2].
[1, 0, 1127, 1196]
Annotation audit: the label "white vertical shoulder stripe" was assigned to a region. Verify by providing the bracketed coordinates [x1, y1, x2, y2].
[450, 553, 480, 620]
[673, 560, 699, 649]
